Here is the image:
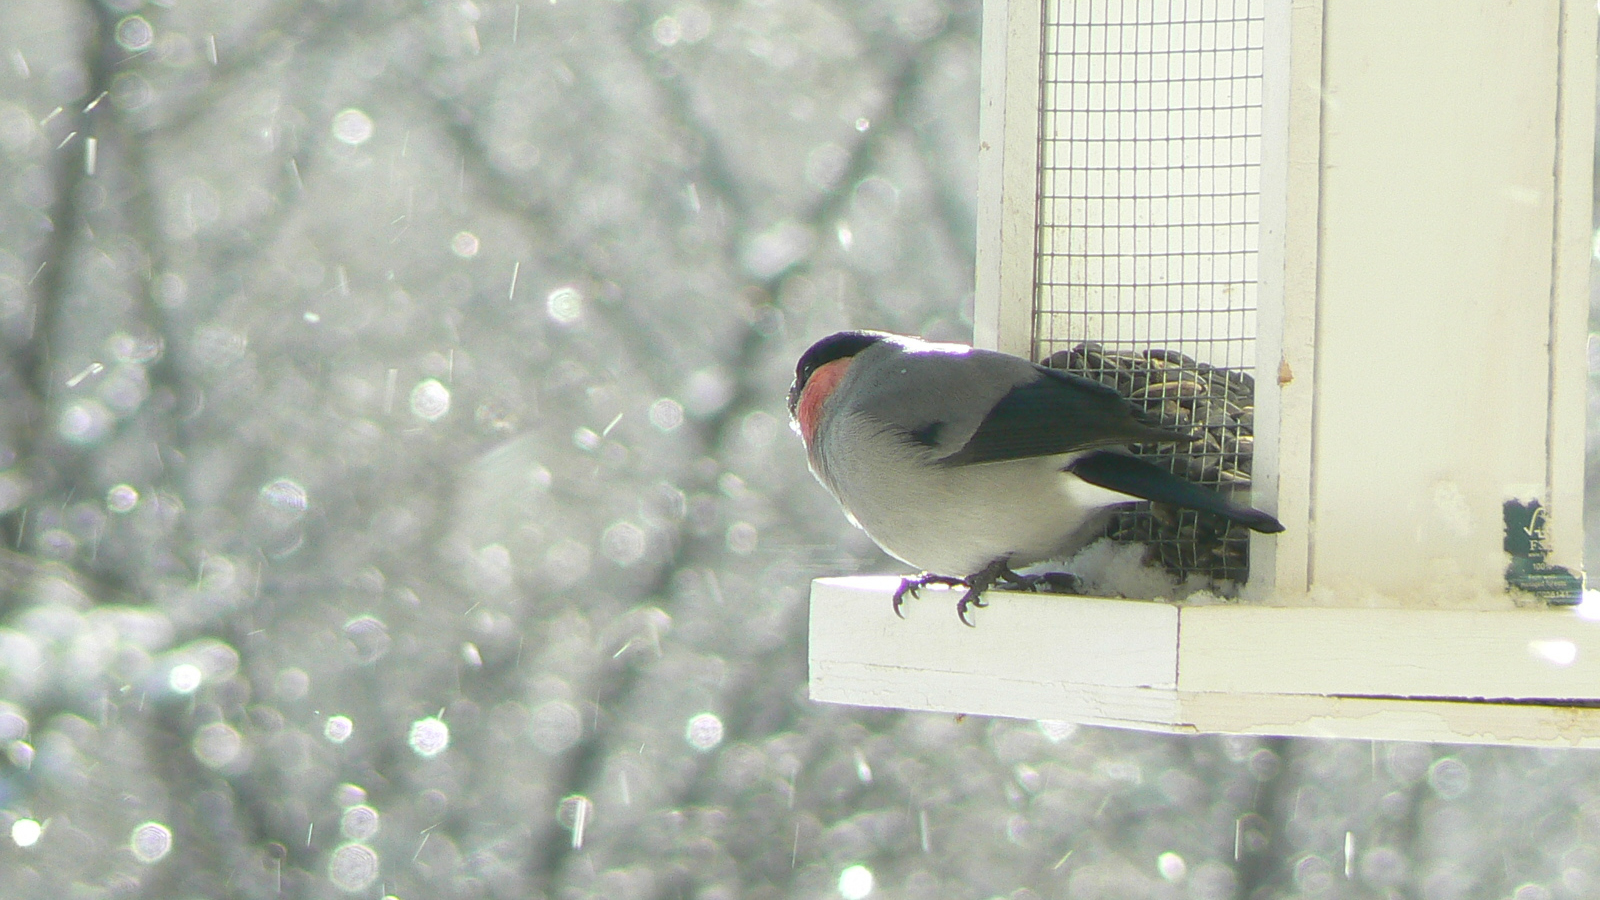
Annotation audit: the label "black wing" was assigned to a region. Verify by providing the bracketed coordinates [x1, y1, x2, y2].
[939, 366, 1190, 466]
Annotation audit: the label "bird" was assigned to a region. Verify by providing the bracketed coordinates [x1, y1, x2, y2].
[788, 330, 1284, 625]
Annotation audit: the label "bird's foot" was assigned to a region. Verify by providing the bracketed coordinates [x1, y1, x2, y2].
[954, 563, 1082, 626]
[892, 573, 967, 618]
[895, 562, 1077, 626]
[952, 559, 1018, 627]
[997, 570, 1081, 595]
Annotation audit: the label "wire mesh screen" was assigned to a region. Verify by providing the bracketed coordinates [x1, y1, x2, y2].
[1034, 0, 1266, 587]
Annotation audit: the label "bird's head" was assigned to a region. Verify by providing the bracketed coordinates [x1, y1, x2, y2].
[788, 331, 887, 445]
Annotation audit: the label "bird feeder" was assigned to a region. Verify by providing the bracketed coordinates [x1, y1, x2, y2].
[809, 0, 1600, 746]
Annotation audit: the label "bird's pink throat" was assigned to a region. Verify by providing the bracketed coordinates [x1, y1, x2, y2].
[797, 358, 852, 445]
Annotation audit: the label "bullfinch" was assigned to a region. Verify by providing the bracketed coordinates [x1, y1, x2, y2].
[788, 330, 1284, 624]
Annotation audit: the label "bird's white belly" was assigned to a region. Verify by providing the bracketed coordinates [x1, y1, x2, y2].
[822, 439, 1136, 577]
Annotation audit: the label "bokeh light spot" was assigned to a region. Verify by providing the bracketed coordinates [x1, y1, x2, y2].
[115, 15, 154, 51]
[451, 231, 480, 258]
[193, 722, 244, 769]
[169, 663, 202, 694]
[344, 615, 392, 664]
[725, 521, 758, 555]
[601, 521, 647, 566]
[410, 378, 451, 421]
[129, 821, 172, 864]
[107, 483, 139, 513]
[276, 668, 311, 701]
[648, 398, 684, 431]
[529, 700, 582, 754]
[260, 478, 308, 515]
[839, 865, 873, 900]
[328, 843, 380, 892]
[340, 805, 381, 841]
[59, 401, 112, 445]
[685, 712, 723, 751]
[331, 109, 374, 146]
[325, 715, 354, 744]
[409, 716, 450, 758]
[11, 819, 41, 848]
[653, 16, 682, 45]
[0, 710, 27, 743]
[547, 286, 584, 324]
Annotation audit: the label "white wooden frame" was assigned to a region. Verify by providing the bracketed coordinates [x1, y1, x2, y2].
[973, 0, 1042, 361]
[812, 579, 1600, 747]
[816, 0, 1599, 745]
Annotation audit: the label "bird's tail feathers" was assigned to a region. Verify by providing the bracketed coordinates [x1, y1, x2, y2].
[1067, 450, 1285, 534]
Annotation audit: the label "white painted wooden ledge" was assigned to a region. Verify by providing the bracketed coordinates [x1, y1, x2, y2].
[809, 577, 1600, 747]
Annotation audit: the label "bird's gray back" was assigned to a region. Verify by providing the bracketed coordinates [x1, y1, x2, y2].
[840, 339, 1037, 460]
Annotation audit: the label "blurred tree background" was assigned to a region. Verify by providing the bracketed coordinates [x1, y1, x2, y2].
[1, 1, 1599, 898]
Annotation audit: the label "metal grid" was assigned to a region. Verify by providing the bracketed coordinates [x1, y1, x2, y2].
[1034, 0, 1265, 586]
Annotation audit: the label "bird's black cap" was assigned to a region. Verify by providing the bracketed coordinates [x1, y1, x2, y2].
[788, 331, 888, 415]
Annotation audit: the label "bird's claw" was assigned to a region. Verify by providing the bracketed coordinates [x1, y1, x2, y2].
[954, 561, 1081, 626]
[955, 587, 988, 627]
[892, 573, 967, 618]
